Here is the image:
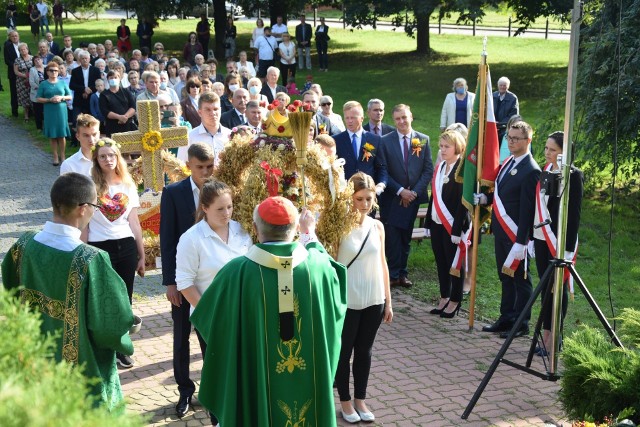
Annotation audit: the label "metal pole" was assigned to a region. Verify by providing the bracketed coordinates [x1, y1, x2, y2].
[545, 18, 550, 39]
[508, 17, 511, 37]
[550, 0, 582, 374]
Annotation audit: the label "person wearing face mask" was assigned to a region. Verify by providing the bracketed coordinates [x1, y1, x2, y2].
[159, 70, 180, 105]
[99, 70, 137, 136]
[439, 77, 475, 132]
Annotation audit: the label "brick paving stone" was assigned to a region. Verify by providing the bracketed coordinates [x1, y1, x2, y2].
[0, 117, 569, 426]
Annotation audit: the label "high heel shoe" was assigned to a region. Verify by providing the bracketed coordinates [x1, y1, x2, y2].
[429, 300, 449, 315]
[440, 302, 461, 318]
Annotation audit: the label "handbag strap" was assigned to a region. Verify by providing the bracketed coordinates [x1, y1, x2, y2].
[346, 226, 372, 269]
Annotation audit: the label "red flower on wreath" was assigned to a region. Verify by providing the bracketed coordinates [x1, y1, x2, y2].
[272, 99, 280, 107]
[267, 104, 275, 111]
[293, 100, 302, 108]
[277, 125, 285, 133]
[259, 100, 267, 108]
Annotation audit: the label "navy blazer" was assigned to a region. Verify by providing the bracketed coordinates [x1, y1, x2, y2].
[363, 122, 396, 136]
[49, 41, 60, 56]
[295, 23, 313, 44]
[489, 153, 540, 245]
[70, 65, 101, 110]
[379, 130, 433, 229]
[160, 178, 197, 287]
[493, 90, 519, 128]
[220, 108, 244, 129]
[260, 84, 286, 104]
[334, 130, 387, 184]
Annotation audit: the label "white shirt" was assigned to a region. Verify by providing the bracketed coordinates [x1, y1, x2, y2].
[236, 61, 256, 78]
[60, 149, 93, 176]
[175, 219, 252, 314]
[254, 35, 278, 61]
[81, 66, 90, 88]
[177, 123, 231, 166]
[271, 23, 288, 42]
[34, 221, 83, 252]
[88, 183, 140, 242]
[189, 176, 199, 209]
[278, 42, 295, 64]
[36, 2, 48, 16]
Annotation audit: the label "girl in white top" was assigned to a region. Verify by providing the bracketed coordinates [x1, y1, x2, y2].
[176, 179, 252, 314]
[87, 138, 145, 368]
[278, 33, 296, 87]
[335, 172, 393, 424]
[251, 18, 265, 65]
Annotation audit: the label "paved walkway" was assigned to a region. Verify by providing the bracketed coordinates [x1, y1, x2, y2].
[0, 115, 568, 426]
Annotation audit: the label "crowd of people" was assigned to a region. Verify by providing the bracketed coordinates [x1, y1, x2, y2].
[2, 12, 584, 427]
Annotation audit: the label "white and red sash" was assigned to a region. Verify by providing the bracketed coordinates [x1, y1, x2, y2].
[535, 162, 578, 293]
[492, 155, 526, 277]
[431, 162, 471, 277]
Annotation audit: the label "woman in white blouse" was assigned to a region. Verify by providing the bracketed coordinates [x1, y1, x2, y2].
[278, 33, 296, 87]
[176, 179, 252, 313]
[335, 172, 393, 424]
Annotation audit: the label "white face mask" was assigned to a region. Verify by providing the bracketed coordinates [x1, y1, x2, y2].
[228, 84, 240, 92]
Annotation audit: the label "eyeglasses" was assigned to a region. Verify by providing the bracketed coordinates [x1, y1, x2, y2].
[79, 202, 100, 211]
[506, 135, 528, 143]
[97, 153, 117, 161]
[47, 69, 59, 73]
[320, 102, 331, 107]
[159, 103, 175, 109]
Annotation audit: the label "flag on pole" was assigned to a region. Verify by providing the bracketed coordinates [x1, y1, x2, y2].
[456, 63, 501, 221]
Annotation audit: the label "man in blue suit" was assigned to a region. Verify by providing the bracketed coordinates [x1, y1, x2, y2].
[334, 100, 387, 189]
[493, 76, 519, 142]
[160, 143, 215, 418]
[379, 104, 433, 287]
[363, 98, 396, 136]
[475, 121, 540, 338]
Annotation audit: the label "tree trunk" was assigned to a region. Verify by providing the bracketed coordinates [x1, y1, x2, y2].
[213, 0, 226, 60]
[269, 0, 288, 25]
[415, 10, 431, 54]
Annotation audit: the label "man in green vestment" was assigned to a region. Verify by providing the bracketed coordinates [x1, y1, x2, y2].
[2, 173, 135, 411]
[191, 196, 348, 427]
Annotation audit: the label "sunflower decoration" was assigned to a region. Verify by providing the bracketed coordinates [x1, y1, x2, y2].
[215, 125, 357, 257]
[141, 130, 164, 152]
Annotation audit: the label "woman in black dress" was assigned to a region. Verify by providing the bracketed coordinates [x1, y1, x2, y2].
[99, 70, 137, 137]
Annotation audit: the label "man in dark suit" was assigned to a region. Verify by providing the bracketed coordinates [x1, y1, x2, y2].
[295, 15, 313, 70]
[45, 32, 60, 56]
[4, 30, 20, 116]
[260, 66, 286, 104]
[69, 51, 101, 120]
[493, 76, 519, 142]
[379, 104, 434, 287]
[220, 88, 249, 129]
[136, 17, 154, 50]
[363, 98, 396, 136]
[160, 142, 215, 419]
[334, 100, 387, 189]
[475, 121, 540, 338]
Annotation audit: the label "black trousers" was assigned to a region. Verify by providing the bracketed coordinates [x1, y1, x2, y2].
[384, 223, 412, 280]
[32, 101, 43, 130]
[89, 237, 137, 304]
[430, 222, 464, 302]
[335, 304, 384, 401]
[534, 239, 569, 330]
[279, 62, 296, 86]
[9, 76, 18, 116]
[316, 40, 328, 69]
[495, 237, 533, 326]
[257, 59, 274, 78]
[171, 298, 207, 397]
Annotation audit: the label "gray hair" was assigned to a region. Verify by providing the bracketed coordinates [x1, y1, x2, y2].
[94, 58, 106, 67]
[445, 122, 469, 140]
[452, 77, 468, 91]
[252, 205, 298, 242]
[88, 43, 96, 49]
[498, 76, 511, 87]
[142, 70, 160, 82]
[319, 95, 333, 105]
[132, 49, 141, 56]
[367, 99, 385, 111]
[267, 66, 280, 76]
[77, 50, 90, 60]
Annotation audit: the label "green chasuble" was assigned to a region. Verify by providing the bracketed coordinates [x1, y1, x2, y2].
[1, 232, 135, 411]
[191, 241, 347, 427]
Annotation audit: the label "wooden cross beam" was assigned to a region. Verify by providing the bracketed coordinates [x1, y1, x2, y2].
[112, 100, 189, 191]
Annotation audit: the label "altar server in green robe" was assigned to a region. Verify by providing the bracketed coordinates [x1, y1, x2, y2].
[191, 196, 347, 427]
[2, 172, 134, 411]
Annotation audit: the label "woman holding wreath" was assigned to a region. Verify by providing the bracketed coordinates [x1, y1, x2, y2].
[335, 172, 393, 424]
[36, 62, 72, 166]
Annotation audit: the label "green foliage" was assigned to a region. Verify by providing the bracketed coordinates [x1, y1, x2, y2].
[560, 308, 640, 424]
[0, 289, 144, 427]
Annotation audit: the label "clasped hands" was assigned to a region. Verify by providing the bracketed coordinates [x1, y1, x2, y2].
[399, 189, 417, 207]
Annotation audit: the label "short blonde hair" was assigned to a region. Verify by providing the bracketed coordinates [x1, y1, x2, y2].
[439, 130, 466, 155]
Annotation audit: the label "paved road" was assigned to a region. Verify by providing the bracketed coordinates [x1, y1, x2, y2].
[0, 116, 568, 426]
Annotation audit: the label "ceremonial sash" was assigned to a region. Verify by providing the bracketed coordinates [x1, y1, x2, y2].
[431, 163, 471, 277]
[492, 156, 525, 277]
[245, 244, 308, 341]
[535, 163, 578, 293]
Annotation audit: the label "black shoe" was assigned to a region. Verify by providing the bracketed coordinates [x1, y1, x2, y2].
[429, 301, 449, 315]
[116, 352, 134, 368]
[482, 319, 513, 333]
[440, 302, 461, 318]
[499, 325, 529, 339]
[175, 394, 192, 418]
[209, 412, 219, 425]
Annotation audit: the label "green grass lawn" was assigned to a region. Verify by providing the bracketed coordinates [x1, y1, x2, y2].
[1, 18, 636, 337]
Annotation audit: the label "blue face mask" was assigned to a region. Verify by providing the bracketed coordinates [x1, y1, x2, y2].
[159, 82, 167, 90]
[249, 86, 260, 95]
[456, 87, 465, 95]
[108, 79, 119, 87]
